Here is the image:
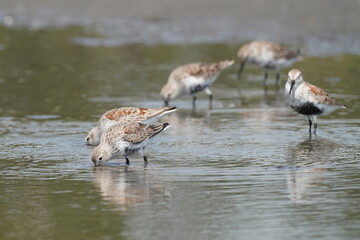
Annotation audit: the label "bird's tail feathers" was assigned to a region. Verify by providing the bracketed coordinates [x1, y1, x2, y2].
[163, 106, 177, 114]
[148, 123, 170, 139]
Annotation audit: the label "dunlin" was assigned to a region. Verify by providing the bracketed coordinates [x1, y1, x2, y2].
[237, 40, 301, 89]
[160, 59, 234, 108]
[285, 69, 347, 134]
[85, 106, 176, 146]
[92, 122, 170, 166]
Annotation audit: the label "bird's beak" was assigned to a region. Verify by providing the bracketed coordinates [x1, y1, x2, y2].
[92, 158, 100, 167]
[289, 80, 295, 94]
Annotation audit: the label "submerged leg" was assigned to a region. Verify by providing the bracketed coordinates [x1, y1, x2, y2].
[125, 157, 130, 165]
[313, 115, 318, 135]
[139, 147, 148, 166]
[237, 61, 246, 80]
[204, 88, 213, 109]
[192, 94, 197, 109]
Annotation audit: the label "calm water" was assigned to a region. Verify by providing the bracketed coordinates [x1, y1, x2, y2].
[0, 10, 360, 240]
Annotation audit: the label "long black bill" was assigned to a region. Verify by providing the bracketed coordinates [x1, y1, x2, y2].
[289, 81, 295, 94]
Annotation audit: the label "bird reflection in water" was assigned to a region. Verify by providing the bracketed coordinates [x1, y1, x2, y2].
[93, 166, 169, 210]
[285, 136, 337, 203]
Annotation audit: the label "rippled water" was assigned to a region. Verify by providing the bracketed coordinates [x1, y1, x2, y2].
[0, 6, 360, 240]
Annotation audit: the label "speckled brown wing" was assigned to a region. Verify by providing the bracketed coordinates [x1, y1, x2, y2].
[169, 63, 204, 84]
[191, 62, 228, 79]
[122, 122, 169, 144]
[137, 106, 177, 119]
[271, 43, 299, 59]
[104, 106, 176, 123]
[307, 83, 343, 106]
[104, 107, 145, 121]
[174, 60, 232, 82]
[144, 122, 170, 139]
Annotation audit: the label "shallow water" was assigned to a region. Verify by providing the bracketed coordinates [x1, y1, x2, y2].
[0, 6, 360, 240]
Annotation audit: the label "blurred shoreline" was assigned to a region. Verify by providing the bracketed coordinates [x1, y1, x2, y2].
[0, 0, 359, 55]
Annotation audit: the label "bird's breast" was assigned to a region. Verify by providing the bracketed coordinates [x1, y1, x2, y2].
[190, 84, 207, 94]
[291, 102, 323, 115]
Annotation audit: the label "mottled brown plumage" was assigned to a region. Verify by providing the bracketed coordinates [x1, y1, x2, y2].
[169, 61, 232, 82]
[160, 59, 234, 108]
[91, 122, 170, 166]
[85, 106, 176, 146]
[104, 107, 173, 121]
[285, 69, 347, 134]
[307, 84, 341, 106]
[237, 40, 301, 88]
[119, 122, 169, 144]
[237, 40, 300, 62]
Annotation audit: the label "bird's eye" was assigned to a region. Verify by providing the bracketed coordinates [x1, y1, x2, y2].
[99, 157, 103, 161]
[86, 137, 90, 141]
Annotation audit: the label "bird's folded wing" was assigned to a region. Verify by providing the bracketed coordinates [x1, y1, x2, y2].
[307, 83, 340, 106]
[121, 123, 149, 144]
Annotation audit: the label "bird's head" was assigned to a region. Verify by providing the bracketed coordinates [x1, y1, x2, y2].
[91, 144, 113, 166]
[219, 59, 235, 69]
[85, 127, 101, 146]
[287, 69, 304, 94]
[160, 83, 181, 106]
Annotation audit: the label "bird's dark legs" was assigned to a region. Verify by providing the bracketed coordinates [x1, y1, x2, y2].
[164, 100, 169, 107]
[263, 70, 268, 86]
[125, 157, 130, 165]
[237, 61, 246, 80]
[143, 156, 148, 163]
[192, 95, 197, 109]
[308, 119, 312, 134]
[313, 116, 318, 135]
[263, 70, 269, 92]
[275, 71, 280, 91]
[308, 116, 318, 135]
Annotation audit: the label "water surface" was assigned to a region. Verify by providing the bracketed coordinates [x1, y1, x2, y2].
[0, 9, 360, 240]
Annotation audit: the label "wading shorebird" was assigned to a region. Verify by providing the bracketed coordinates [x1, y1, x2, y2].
[237, 40, 301, 89]
[91, 122, 170, 166]
[285, 69, 347, 134]
[160, 59, 234, 109]
[85, 106, 176, 146]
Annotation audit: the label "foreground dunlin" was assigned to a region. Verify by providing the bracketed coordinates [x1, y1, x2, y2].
[237, 40, 301, 89]
[285, 69, 347, 134]
[160, 59, 234, 108]
[91, 122, 170, 166]
[85, 106, 176, 146]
